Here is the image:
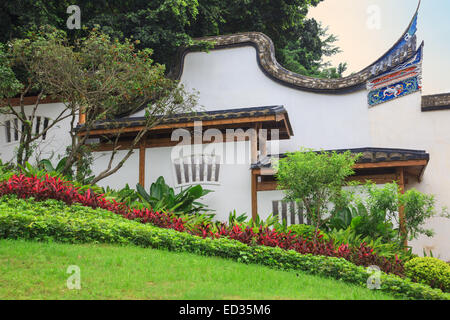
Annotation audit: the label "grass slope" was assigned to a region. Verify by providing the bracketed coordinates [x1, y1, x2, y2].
[0, 239, 397, 300]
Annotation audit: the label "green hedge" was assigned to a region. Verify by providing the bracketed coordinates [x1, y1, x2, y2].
[0, 195, 448, 300]
[405, 257, 450, 292]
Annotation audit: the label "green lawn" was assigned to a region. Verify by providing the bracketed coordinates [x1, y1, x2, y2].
[0, 239, 397, 300]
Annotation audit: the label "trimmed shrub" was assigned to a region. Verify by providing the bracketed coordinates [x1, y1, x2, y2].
[0, 196, 448, 300]
[405, 257, 450, 292]
[0, 175, 406, 276]
[0, 175, 403, 276]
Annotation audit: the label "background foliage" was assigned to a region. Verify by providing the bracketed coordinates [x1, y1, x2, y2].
[0, 0, 346, 78]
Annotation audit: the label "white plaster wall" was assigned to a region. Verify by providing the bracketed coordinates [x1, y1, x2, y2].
[369, 93, 450, 260]
[0, 102, 74, 164]
[178, 47, 372, 152]
[91, 150, 140, 190]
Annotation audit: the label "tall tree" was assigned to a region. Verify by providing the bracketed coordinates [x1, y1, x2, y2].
[0, 27, 197, 183]
[275, 149, 359, 243]
[0, 0, 345, 78]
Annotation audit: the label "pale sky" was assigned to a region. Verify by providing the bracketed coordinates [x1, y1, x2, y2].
[308, 0, 450, 94]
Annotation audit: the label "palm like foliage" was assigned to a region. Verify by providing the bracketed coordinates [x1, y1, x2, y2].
[136, 176, 212, 215]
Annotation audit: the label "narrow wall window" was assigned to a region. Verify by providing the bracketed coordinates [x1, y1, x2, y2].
[13, 118, 19, 141]
[173, 154, 221, 187]
[35, 116, 41, 136]
[42, 117, 50, 140]
[4, 116, 52, 143]
[5, 120, 11, 143]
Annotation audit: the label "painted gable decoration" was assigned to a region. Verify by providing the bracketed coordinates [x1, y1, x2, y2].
[370, 12, 418, 77]
[367, 11, 423, 107]
[367, 44, 423, 107]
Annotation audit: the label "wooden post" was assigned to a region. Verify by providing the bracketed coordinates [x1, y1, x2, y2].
[396, 167, 408, 248]
[79, 107, 86, 125]
[139, 143, 146, 187]
[251, 124, 262, 221]
[251, 170, 258, 221]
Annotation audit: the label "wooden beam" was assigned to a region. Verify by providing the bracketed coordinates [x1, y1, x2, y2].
[1, 95, 60, 107]
[256, 173, 404, 192]
[92, 143, 138, 152]
[347, 173, 398, 185]
[252, 160, 427, 173]
[139, 143, 146, 187]
[251, 171, 258, 221]
[91, 131, 266, 152]
[353, 160, 428, 169]
[257, 181, 278, 192]
[280, 114, 292, 137]
[252, 168, 275, 176]
[77, 115, 282, 137]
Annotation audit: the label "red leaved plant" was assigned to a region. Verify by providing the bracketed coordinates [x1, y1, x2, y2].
[0, 174, 405, 276]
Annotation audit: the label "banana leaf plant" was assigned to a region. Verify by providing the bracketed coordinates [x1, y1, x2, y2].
[104, 184, 142, 208]
[39, 157, 70, 177]
[136, 176, 213, 215]
[326, 205, 362, 231]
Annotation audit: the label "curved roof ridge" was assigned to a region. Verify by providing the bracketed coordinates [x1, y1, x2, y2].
[170, 1, 421, 94]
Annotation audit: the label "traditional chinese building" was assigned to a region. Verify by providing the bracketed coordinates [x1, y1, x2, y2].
[1, 4, 449, 260]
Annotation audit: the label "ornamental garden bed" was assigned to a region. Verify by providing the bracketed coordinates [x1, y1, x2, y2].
[0, 193, 448, 300]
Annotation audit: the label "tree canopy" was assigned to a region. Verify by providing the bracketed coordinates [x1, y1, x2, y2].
[0, 0, 346, 78]
[275, 148, 358, 242]
[0, 27, 197, 182]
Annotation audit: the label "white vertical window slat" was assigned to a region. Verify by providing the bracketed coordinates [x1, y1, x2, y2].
[190, 155, 196, 182]
[179, 158, 186, 185]
[195, 155, 200, 183]
[205, 155, 212, 182]
[183, 157, 190, 184]
[212, 155, 216, 181]
[199, 155, 205, 182]
[174, 158, 182, 185]
[173, 153, 221, 187]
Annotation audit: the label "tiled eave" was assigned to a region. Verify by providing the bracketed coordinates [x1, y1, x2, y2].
[422, 93, 450, 111]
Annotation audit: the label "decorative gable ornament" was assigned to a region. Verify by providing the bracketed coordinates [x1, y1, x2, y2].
[367, 44, 423, 107]
[367, 9, 423, 107]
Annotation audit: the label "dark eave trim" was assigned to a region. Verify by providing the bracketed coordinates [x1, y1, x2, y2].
[77, 105, 294, 139]
[251, 147, 430, 169]
[421, 92, 450, 112]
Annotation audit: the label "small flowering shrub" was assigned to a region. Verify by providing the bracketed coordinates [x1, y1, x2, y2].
[0, 174, 404, 276]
